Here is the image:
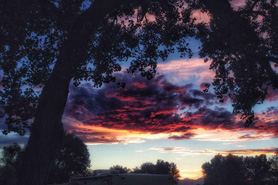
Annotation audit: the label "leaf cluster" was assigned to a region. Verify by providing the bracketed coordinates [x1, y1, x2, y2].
[196, 0, 278, 126]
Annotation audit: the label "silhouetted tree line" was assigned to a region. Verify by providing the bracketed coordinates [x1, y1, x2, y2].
[110, 159, 180, 181]
[0, 137, 180, 185]
[0, 133, 90, 185]
[202, 153, 278, 185]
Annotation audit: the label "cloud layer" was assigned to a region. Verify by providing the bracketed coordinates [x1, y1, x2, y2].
[62, 59, 278, 144]
[149, 146, 278, 156]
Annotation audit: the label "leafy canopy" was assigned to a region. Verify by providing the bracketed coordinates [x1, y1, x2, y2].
[0, 0, 194, 135]
[1, 0, 278, 135]
[195, 0, 278, 126]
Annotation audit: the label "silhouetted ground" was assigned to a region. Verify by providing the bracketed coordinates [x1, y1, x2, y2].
[178, 178, 204, 185]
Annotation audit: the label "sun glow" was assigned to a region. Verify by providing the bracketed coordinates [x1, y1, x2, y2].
[180, 169, 203, 180]
[65, 119, 170, 145]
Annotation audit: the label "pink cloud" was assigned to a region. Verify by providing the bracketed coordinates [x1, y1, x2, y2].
[157, 59, 214, 86]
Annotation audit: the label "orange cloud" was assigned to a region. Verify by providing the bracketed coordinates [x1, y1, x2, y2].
[64, 118, 169, 145]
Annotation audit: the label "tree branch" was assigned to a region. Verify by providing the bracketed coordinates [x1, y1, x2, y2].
[248, 0, 260, 11]
[261, 58, 278, 89]
[265, 56, 278, 64]
[238, 10, 266, 16]
[39, 0, 59, 16]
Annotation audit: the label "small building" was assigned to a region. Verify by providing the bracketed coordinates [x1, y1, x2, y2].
[69, 170, 177, 185]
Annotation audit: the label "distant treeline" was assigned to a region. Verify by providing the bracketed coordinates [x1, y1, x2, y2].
[202, 153, 278, 185]
[0, 137, 180, 185]
[110, 159, 180, 180]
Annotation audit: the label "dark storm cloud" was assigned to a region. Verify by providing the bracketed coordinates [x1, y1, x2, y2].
[64, 72, 215, 134]
[265, 106, 278, 114]
[182, 107, 235, 128]
[239, 134, 264, 140]
[168, 132, 196, 140]
[198, 107, 235, 128]
[250, 106, 278, 135]
[81, 135, 123, 144]
[266, 88, 278, 102]
[65, 83, 124, 121]
[189, 89, 217, 105]
[63, 72, 278, 143]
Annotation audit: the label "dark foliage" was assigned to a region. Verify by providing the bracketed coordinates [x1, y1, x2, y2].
[202, 153, 278, 185]
[133, 159, 180, 180]
[0, 143, 21, 166]
[47, 132, 91, 184]
[0, 133, 90, 184]
[0, 143, 22, 185]
[1, 0, 278, 184]
[269, 152, 278, 184]
[195, 0, 278, 126]
[109, 165, 131, 174]
[0, 1, 194, 184]
[0, 0, 194, 136]
[0, 165, 18, 185]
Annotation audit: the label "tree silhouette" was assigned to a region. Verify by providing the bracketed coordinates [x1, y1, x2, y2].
[0, 133, 90, 185]
[47, 132, 91, 184]
[269, 152, 278, 184]
[134, 160, 180, 180]
[244, 155, 271, 185]
[202, 154, 277, 185]
[0, 143, 22, 185]
[138, 162, 157, 174]
[202, 154, 246, 185]
[0, 1, 194, 184]
[109, 165, 130, 174]
[0, 143, 21, 166]
[156, 159, 181, 180]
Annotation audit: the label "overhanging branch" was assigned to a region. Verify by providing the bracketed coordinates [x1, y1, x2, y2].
[265, 56, 278, 64]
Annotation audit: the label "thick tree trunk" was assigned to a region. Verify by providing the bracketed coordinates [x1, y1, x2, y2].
[18, 65, 72, 185]
[18, 1, 135, 185]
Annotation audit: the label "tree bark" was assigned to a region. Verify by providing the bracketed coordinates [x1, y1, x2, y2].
[18, 1, 132, 184]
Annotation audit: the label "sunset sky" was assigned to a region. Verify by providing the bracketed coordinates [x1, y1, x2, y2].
[1, 54, 277, 179]
[64, 57, 277, 179]
[1, 0, 278, 180]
